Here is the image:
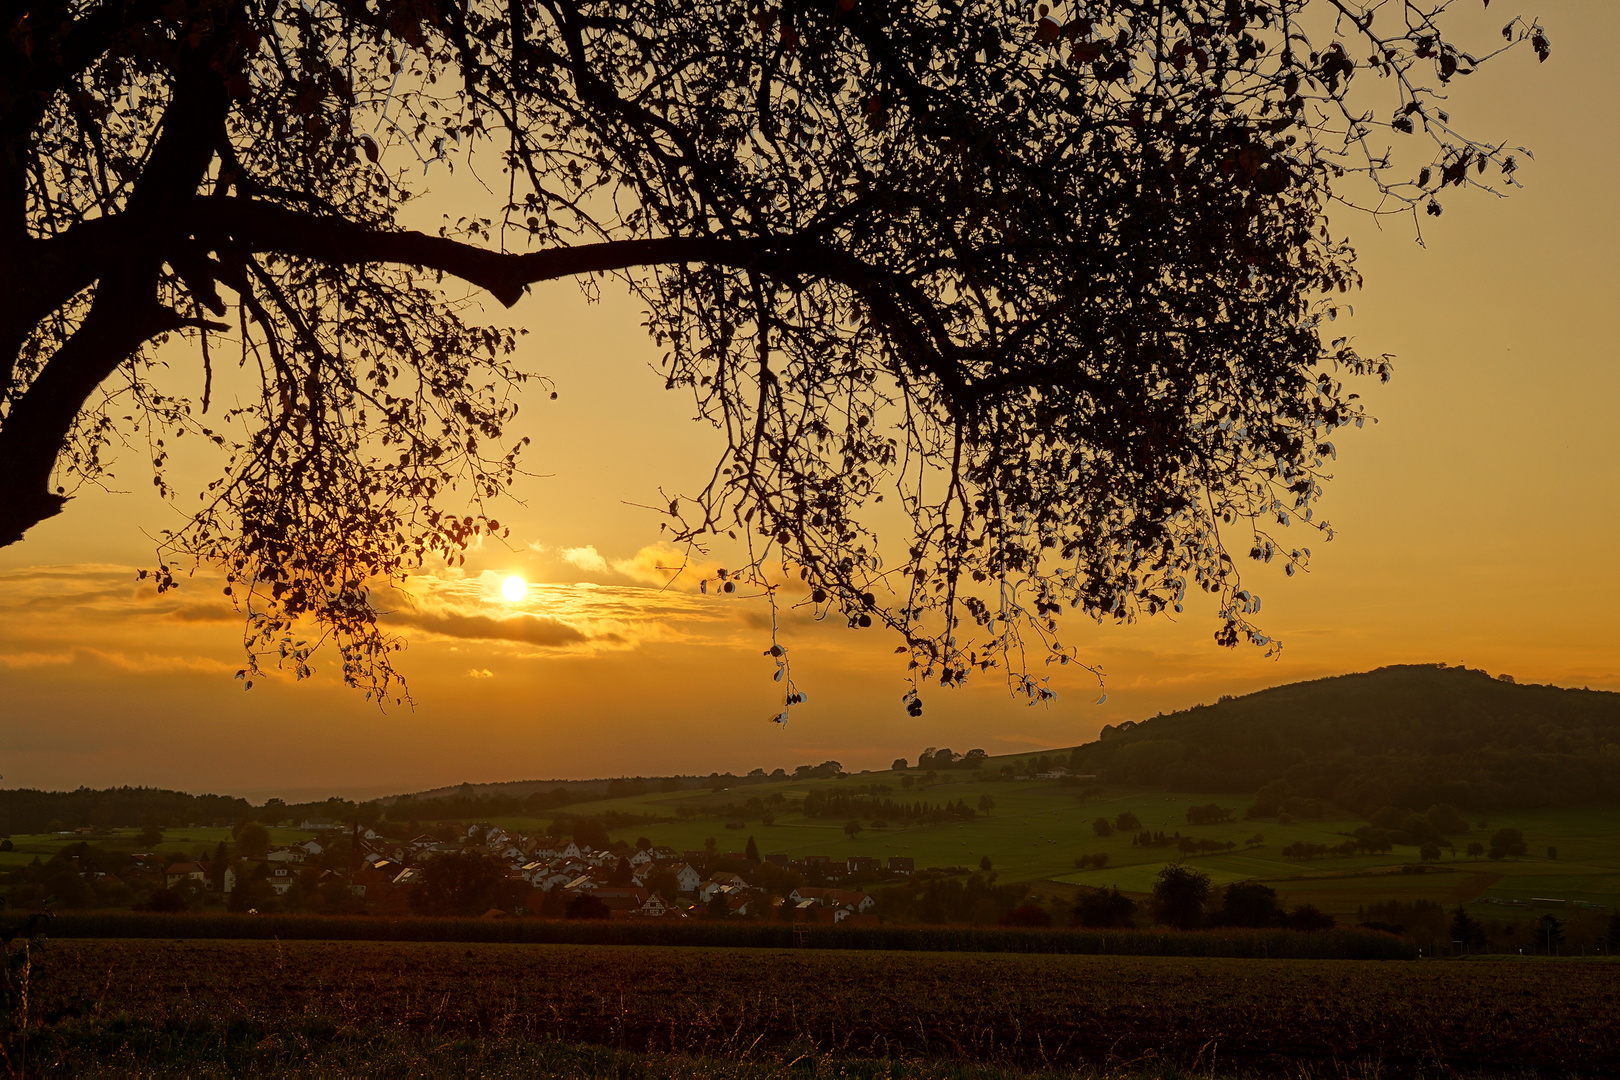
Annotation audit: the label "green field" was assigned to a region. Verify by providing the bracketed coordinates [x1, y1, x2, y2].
[467, 767, 1620, 919]
[7, 764, 1617, 924]
[0, 825, 311, 870]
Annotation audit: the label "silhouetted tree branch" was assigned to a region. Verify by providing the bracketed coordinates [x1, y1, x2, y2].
[0, 0, 1548, 707]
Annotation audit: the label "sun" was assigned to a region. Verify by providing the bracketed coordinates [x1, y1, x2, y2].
[500, 575, 528, 602]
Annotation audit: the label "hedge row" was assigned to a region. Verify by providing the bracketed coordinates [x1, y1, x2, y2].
[2, 913, 1417, 959]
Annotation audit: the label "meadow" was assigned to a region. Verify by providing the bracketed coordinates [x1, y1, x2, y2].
[7, 767, 1617, 928]
[18, 939, 1620, 1077]
[466, 768, 1620, 921]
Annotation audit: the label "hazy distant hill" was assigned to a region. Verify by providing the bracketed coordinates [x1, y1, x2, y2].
[1069, 664, 1620, 814]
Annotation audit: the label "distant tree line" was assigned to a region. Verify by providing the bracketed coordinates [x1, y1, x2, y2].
[872, 872, 1030, 925]
[1072, 869, 1334, 933]
[801, 790, 978, 826]
[893, 749, 989, 771]
[0, 787, 362, 835]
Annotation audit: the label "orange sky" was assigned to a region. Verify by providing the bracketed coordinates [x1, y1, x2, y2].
[2, 2, 1615, 800]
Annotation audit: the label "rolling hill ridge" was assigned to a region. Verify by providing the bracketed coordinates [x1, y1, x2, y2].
[1069, 664, 1620, 813]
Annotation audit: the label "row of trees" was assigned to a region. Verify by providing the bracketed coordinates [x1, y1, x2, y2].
[893, 750, 990, 772]
[802, 790, 978, 826]
[1070, 870, 1334, 932]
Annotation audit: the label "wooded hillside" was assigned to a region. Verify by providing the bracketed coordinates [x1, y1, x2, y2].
[1068, 665, 1620, 813]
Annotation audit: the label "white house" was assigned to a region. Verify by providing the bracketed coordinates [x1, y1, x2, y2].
[670, 863, 703, 894]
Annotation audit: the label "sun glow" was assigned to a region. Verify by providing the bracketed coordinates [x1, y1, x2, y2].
[500, 575, 528, 602]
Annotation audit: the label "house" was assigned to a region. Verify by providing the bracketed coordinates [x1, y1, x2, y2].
[300, 817, 339, 831]
[350, 865, 397, 899]
[266, 865, 296, 894]
[846, 856, 882, 875]
[697, 872, 747, 903]
[1035, 766, 1069, 779]
[724, 893, 756, 916]
[789, 887, 874, 914]
[638, 892, 673, 918]
[628, 848, 653, 866]
[669, 862, 703, 894]
[265, 847, 304, 865]
[164, 862, 206, 889]
[887, 856, 915, 874]
[802, 855, 831, 870]
[588, 887, 650, 916]
[296, 839, 325, 857]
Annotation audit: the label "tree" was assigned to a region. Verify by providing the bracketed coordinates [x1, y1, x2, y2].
[1536, 913, 1564, 955]
[1450, 906, 1484, 953]
[233, 821, 270, 860]
[1092, 817, 1114, 838]
[1489, 828, 1527, 860]
[209, 839, 230, 890]
[843, 820, 863, 840]
[1072, 887, 1136, 929]
[1419, 842, 1441, 863]
[979, 855, 992, 872]
[1466, 842, 1485, 860]
[1113, 812, 1142, 833]
[977, 795, 996, 816]
[607, 856, 633, 886]
[891, 759, 909, 773]
[565, 894, 611, 921]
[1286, 904, 1335, 932]
[1151, 865, 1210, 930]
[409, 850, 505, 916]
[1216, 881, 1281, 928]
[572, 819, 611, 852]
[997, 903, 1052, 928]
[744, 835, 760, 864]
[0, 0, 1550, 709]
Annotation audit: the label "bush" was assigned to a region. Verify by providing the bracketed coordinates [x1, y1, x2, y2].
[137, 888, 187, 914]
[564, 895, 610, 921]
[997, 904, 1053, 928]
[1071, 888, 1136, 929]
[1287, 905, 1335, 932]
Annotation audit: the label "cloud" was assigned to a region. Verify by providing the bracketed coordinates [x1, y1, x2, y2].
[0, 650, 75, 668]
[562, 545, 610, 574]
[394, 610, 595, 648]
[610, 543, 722, 590]
[469, 668, 494, 679]
[163, 602, 240, 623]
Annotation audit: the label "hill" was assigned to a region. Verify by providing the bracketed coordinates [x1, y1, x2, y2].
[1069, 664, 1620, 814]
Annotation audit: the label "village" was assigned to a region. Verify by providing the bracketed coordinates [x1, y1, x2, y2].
[152, 817, 929, 923]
